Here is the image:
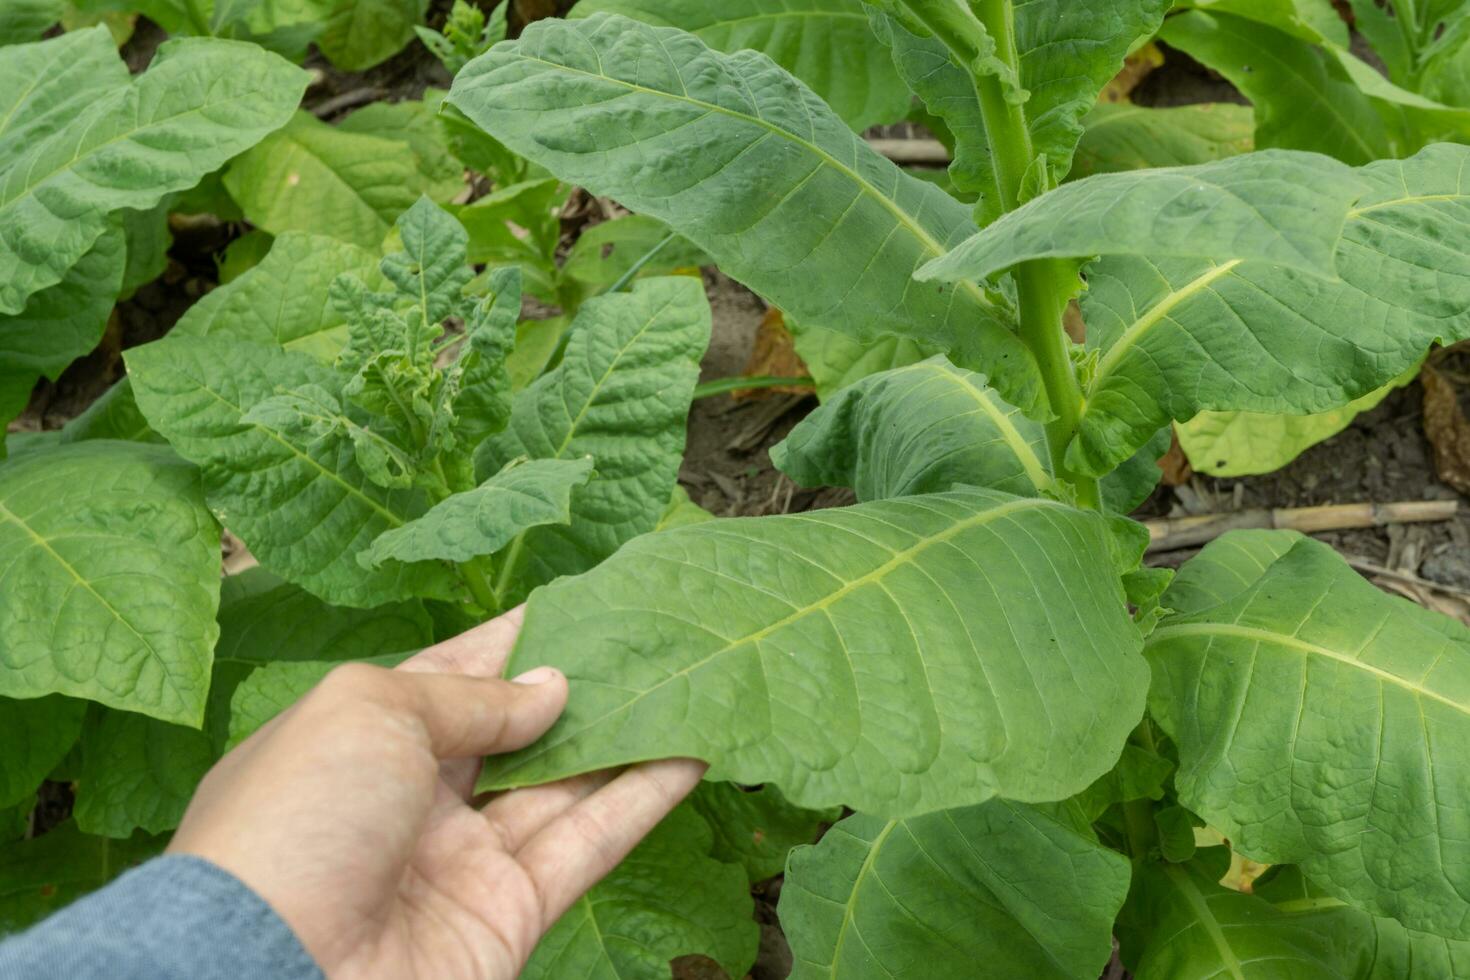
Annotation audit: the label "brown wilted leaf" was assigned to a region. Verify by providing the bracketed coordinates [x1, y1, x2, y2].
[1422, 362, 1470, 495]
[1157, 428, 1194, 486]
[734, 308, 814, 400]
[1099, 43, 1165, 104]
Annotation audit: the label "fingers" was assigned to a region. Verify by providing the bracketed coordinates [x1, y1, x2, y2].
[398, 604, 527, 677]
[316, 661, 567, 760]
[515, 758, 707, 924]
[479, 769, 618, 852]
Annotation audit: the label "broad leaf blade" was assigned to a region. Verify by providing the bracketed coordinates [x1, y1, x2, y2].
[780, 802, 1130, 979]
[1072, 143, 1470, 475]
[571, 0, 910, 132]
[524, 804, 758, 979]
[1148, 536, 1470, 939]
[363, 457, 593, 566]
[0, 27, 128, 170]
[919, 151, 1365, 284]
[224, 111, 449, 249]
[174, 232, 389, 360]
[0, 37, 306, 315]
[446, 13, 1042, 414]
[127, 336, 455, 608]
[0, 696, 85, 810]
[476, 277, 710, 606]
[690, 781, 838, 883]
[0, 822, 165, 933]
[0, 442, 221, 725]
[1071, 103, 1254, 178]
[487, 489, 1149, 817]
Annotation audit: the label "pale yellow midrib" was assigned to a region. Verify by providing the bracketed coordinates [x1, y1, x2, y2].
[827, 820, 898, 978]
[1165, 864, 1247, 980]
[931, 364, 1053, 491]
[1149, 621, 1468, 714]
[502, 495, 1065, 773]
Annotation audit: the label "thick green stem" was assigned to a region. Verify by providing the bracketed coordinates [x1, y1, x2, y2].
[459, 559, 499, 613]
[967, 0, 1100, 508]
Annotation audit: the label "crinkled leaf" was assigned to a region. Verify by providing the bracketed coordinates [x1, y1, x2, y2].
[1072, 143, 1470, 475]
[363, 457, 593, 567]
[523, 803, 758, 979]
[1071, 103, 1254, 179]
[447, 13, 1042, 414]
[447, 267, 520, 461]
[224, 111, 451, 249]
[866, 0, 1169, 215]
[0, 442, 220, 725]
[378, 196, 474, 327]
[919, 151, 1365, 284]
[173, 232, 388, 361]
[689, 781, 838, 883]
[0, 696, 85, 810]
[1148, 535, 1470, 938]
[487, 489, 1149, 817]
[781, 801, 1130, 979]
[475, 277, 710, 607]
[0, 822, 165, 933]
[127, 336, 455, 608]
[0, 36, 306, 315]
[571, 0, 909, 132]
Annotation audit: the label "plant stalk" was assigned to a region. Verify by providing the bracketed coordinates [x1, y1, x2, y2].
[967, 0, 1100, 508]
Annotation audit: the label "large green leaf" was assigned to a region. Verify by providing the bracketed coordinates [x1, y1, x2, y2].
[0, 222, 125, 437]
[1071, 142, 1470, 476]
[224, 111, 450, 249]
[790, 320, 939, 399]
[0, 28, 127, 171]
[0, 822, 165, 934]
[485, 489, 1149, 817]
[919, 150, 1365, 284]
[772, 356, 1054, 501]
[363, 457, 593, 567]
[689, 781, 838, 883]
[317, 0, 426, 70]
[865, 0, 1169, 216]
[780, 801, 1130, 979]
[1148, 535, 1470, 939]
[770, 356, 1163, 514]
[1186, 0, 1349, 44]
[523, 803, 758, 979]
[0, 696, 85, 810]
[0, 442, 221, 725]
[1119, 852, 1377, 979]
[1071, 103, 1254, 179]
[447, 13, 1042, 414]
[59, 379, 161, 446]
[0, 35, 306, 315]
[127, 337, 455, 608]
[570, 0, 909, 132]
[475, 277, 710, 607]
[74, 567, 432, 837]
[0, 0, 62, 44]
[172, 231, 387, 360]
[1161, 11, 1470, 164]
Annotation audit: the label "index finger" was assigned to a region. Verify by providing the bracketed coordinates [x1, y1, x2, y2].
[398, 604, 527, 677]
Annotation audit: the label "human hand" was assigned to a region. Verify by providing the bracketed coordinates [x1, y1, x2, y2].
[168, 605, 706, 979]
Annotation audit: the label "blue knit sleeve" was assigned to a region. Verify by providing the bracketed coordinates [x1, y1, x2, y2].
[0, 854, 322, 980]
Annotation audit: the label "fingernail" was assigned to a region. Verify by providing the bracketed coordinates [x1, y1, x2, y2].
[511, 666, 560, 685]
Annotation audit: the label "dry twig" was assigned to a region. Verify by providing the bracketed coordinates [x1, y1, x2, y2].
[1145, 500, 1459, 553]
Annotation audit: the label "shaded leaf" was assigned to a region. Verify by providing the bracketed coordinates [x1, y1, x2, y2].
[0, 696, 85, 810]
[1071, 103, 1254, 179]
[781, 801, 1130, 979]
[689, 781, 838, 883]
[0, 822, 165, 933]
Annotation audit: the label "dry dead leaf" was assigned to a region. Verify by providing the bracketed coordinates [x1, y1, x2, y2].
[1422, 361, 1470, 495]
[1158, 428, 1194, 486]
[1099, 43, 1165, 104]
[734, 308, 814, 400]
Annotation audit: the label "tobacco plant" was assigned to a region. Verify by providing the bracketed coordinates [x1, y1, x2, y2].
[425, 0, 1470, 974]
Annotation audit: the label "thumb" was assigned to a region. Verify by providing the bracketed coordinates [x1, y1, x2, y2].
[318, 662, 568, 759]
